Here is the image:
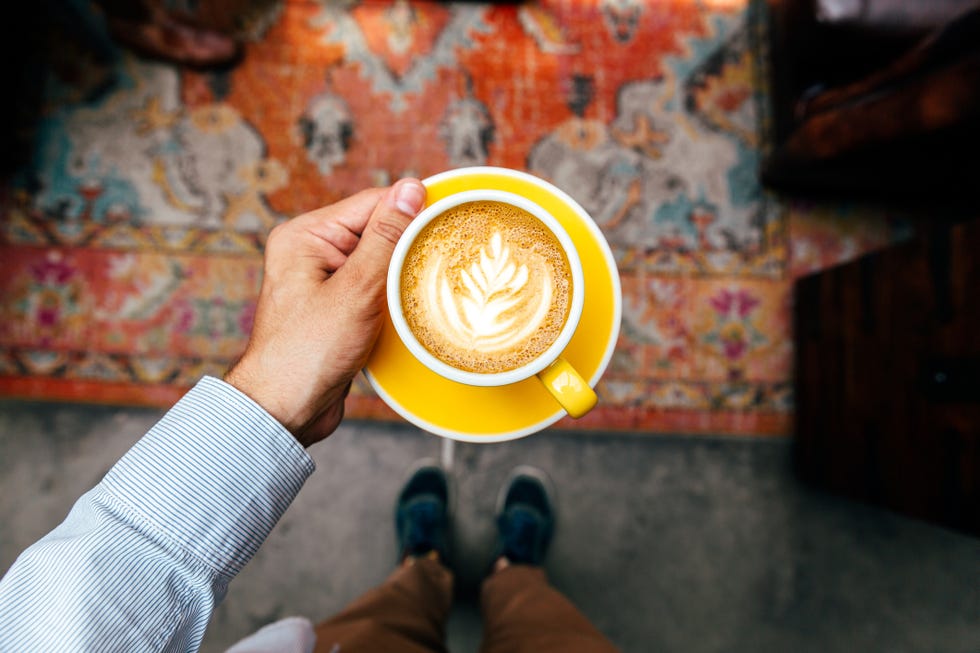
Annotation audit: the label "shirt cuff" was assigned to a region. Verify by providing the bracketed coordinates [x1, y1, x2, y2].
[100, 376, 316, 578]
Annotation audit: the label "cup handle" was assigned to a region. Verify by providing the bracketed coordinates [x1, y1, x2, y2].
[536, 358, 598, 419]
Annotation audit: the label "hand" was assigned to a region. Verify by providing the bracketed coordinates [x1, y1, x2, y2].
[225, 179, 427, 447]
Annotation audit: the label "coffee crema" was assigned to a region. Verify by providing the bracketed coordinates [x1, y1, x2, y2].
[400, 200, 572, 374]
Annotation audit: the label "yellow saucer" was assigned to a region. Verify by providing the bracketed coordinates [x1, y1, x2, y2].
[364, 167, 622, 442]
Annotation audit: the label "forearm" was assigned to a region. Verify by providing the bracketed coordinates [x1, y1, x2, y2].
[0, 179, 423, 651]
[0, 377, 314, 652]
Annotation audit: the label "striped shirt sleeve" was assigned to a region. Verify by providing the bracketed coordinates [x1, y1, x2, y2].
[0, 376, 316, 653]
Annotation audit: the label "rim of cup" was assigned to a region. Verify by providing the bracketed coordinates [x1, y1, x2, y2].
[387, 189, 586, 387]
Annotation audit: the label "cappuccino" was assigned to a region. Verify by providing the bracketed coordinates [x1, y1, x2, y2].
[400, 200, 572, 374]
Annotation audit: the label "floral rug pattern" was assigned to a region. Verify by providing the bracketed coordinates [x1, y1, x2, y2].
[0, 0, 905, 435]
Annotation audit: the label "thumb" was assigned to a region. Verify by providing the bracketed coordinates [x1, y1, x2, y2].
[344, 178, 426, 284]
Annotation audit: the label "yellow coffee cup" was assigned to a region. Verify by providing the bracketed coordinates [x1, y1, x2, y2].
[386, 189, 597, 418]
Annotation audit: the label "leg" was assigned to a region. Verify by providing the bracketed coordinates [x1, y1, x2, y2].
[313, 558, 453, 653]
[315, 460, 454, 653]
[478, 466, 619, 653]
[479, 566, 618, 653]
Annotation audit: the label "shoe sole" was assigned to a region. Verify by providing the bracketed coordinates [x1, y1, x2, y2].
[494, 464, 557, 526]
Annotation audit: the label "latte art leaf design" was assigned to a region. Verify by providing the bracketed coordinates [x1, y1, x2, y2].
[435, 232, 553, 351]
[402, 201, 573, 373]
[457, 233, 528, 336]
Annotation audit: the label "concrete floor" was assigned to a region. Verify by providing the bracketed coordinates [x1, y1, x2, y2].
[1, 399, 978, 652]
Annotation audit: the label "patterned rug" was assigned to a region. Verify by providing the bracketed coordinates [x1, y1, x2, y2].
[0, 0, 905, 435]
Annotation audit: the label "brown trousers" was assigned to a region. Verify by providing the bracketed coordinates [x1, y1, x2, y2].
[313, 559, 619, 653]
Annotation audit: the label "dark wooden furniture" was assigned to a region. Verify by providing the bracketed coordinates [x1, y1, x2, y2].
[762, 0, 980, 203]
[794, 219, 980, 536]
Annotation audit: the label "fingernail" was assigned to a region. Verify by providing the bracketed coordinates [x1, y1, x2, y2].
[394, 180, 425, 216]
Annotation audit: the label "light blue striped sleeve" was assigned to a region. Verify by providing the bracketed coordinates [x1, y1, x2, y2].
[0, 376, 316, 652]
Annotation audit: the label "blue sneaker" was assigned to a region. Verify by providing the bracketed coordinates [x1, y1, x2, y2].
[395, 460, 450, 562]
[494, 466, 556, 566]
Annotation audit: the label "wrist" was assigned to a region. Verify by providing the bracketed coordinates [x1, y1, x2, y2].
[224, 362, 304, 435]
[223, 358, 348, 448]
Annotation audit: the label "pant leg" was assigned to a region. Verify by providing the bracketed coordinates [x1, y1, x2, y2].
[478, 566, 619, 653]
[313, 558, 453, 653]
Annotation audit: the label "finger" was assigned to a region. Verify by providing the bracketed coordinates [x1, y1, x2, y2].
[304, 221, 363, 272]
[291, 187, 386, 235]
[265, 222, 355, 280]
[270, 188, 386, 278]
[340, 178, 426, 291]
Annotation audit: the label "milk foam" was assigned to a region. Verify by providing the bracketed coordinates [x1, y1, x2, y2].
[424, 231, 553, 352]
[401, 201, 571, 374]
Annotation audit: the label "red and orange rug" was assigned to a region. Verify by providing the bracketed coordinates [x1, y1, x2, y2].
[0, 0, 904, 435]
